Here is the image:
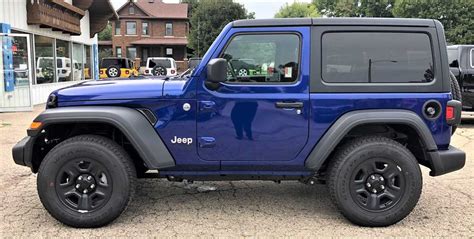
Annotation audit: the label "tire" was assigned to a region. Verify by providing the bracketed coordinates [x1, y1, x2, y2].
[238, 68, 249, 77]
[450, 71, 462, 134]
[327, 136, 422, 227]
[106, 65, 121, 78]
[37, 135, 136, 228]
[152, 65, 166, 76]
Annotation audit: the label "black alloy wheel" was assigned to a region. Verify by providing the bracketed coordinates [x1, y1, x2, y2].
[55, 159, 113, 213]
[349, 158, 405, 211]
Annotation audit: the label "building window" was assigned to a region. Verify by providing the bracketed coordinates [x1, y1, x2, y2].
[72, 43, 84, 81]
[127, 47, 137, 59]
[56, 39, 72, 82]
[126, 21, 137, 35]
[165, 22, 173, 36]
[129, 6, 135, 15]
[115, 21, 121, 35]
[34, 35, 55, 84]
[321, 32, 434, 83]
[166, 47, 173, 56]
[142, 22, 149, 35]
[116, 47, 122, 57]
[84, 45, 93, 79]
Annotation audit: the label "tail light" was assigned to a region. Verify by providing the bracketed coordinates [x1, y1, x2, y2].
[446, 106, 455, 121]
[145, 70, 149, 74]
[125, 70, 130, 75]
[268, 67, 274, 75]
[171, 69, 176, 74]
[446, 100, 462, 125]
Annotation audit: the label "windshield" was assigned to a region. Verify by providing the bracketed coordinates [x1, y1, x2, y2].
[101, 59, 127, 68]
[148, 59, 172, 68]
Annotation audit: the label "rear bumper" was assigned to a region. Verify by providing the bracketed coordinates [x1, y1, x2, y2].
[428, 146, 466, 176]
[12, 136, 35, 168]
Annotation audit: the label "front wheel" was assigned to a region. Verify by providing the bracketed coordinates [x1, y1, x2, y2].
[327, 136, 422, 227]
[37, 135, 136, 228]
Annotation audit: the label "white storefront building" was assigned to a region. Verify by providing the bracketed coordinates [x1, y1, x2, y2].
[0, 0, 116, 111]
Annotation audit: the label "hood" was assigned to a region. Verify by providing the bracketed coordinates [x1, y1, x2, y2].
[54, 79, 166, 102]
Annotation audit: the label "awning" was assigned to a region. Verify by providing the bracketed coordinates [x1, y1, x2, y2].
[131, 37, 188, 46]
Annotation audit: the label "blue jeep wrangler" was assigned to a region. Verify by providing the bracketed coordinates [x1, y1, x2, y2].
[13, 18, 466, 228]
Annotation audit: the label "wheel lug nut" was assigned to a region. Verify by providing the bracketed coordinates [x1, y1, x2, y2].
[372, 189, 377, 193]
[380, 177, 384, 181]
[380, 185, 385, 190]
[90, 184, 95, 189]
[75, 184, 80, 189]
[87, 176, 92, 181]
[83, 189, 88, 194]
[371, 175, 376, 180]
[78, 176, 83, 180]
[366, 183, 371, 187]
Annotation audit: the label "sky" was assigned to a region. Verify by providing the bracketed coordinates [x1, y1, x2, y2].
[110, 0, 312, 19]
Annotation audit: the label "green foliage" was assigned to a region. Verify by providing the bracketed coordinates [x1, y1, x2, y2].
[393, 0, 474, 44]
[189, 0, 255, 57]
[313, 0, 394, 17]
[275, 2, 320, 18]
[98, 23, 112, 41]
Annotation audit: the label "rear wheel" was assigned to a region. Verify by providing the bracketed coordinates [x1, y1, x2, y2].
[327, 136, 422, 227]
[37, 135, 136, 228]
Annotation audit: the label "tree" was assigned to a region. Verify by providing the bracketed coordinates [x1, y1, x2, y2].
[98, 23, 112, 41]
[313, 0, 394, 17]
[189, 0, 254, 57]
[181, 0, 199, 19]
[274, 2, 320, 18]
[393, 0, 474, 44]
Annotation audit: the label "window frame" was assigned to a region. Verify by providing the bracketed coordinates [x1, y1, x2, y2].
[115, 21, 121, 35]
[142, 21, 149, 36]
[126, 21, 137, 35]
[116, 47, 122, 57]
[129, 6, 135, 15]
[310, 26, 445, 93]
[165, 22, 173, 36]
[320, 31, 435, 84]
[218, 32, 303, 85]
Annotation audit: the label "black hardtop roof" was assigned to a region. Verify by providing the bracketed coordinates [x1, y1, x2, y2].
[232, 18, 436, 28]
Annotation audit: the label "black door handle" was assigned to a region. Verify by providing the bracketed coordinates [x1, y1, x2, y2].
[275, 101, 303, 109]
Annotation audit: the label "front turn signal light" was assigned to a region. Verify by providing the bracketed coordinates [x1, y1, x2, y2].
[29, 122, 42, 130]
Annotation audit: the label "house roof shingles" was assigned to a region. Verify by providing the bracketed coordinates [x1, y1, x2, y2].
[133, 0, 188, 19]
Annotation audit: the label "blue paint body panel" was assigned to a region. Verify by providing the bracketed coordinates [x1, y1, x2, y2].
[51, 24, 453, 177]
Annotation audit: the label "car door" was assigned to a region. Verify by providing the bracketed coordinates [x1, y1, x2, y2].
[196, 27, 310, 165]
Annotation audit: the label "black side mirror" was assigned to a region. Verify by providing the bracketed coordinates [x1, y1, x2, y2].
[207, 58, 227, 83]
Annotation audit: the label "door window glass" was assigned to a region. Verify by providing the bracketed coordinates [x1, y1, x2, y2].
[221, 34, 300, 83]
[34, 35, 55, 84]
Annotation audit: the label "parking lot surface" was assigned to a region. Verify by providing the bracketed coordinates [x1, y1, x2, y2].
[1, 105, 473, 237]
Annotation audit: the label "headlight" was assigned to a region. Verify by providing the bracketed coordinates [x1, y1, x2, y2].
[46, 93, 58, 109]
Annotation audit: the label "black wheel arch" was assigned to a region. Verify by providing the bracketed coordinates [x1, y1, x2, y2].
[305, 110, 439, 175]
[26, 106, 175, 172]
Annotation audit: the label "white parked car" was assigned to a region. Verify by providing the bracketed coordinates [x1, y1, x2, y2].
[36, 57, 82, 83]
[144, 57, 178, 76]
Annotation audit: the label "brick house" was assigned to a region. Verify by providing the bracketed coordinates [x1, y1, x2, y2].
[112, 0, 188, 67]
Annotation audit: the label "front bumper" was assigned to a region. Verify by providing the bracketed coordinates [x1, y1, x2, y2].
[427, 146, 466, 176]
[12, 136, 35, 168]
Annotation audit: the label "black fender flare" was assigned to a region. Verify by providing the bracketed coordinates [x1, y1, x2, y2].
[305, 109, 438, 171]
[30, 106, 175, 169]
